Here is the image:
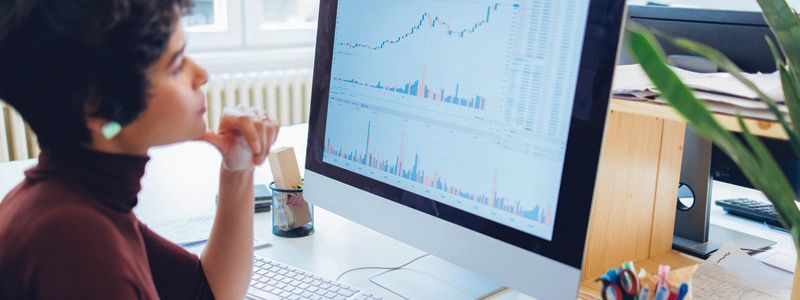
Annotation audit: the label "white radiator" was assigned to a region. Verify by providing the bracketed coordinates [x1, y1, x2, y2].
[0, 68, 313, 162]
[0, 102, 39, 163]
[203, 69, 313, 130]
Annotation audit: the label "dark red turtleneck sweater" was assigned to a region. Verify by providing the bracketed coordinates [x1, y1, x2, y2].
[0, 147, 215, 299]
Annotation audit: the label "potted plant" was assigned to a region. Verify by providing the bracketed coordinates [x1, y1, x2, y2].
[627, 0, 800, 297]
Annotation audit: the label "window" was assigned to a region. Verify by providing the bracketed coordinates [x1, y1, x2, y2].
[183, 0, 318, 51]
[260, 0, 319, 29]
[183, 0, 219, 28]
[184, 0, 242, 50]
[243, 0, 318, 47]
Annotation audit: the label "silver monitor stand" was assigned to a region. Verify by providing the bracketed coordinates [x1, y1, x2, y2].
[672, 128, 776, 257]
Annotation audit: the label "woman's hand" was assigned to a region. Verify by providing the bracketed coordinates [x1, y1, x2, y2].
[200, 106, 280, 171]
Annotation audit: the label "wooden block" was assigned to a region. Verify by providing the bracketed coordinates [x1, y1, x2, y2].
[650, 120, 686, 257]
[583, 111, 668, 280]
[268, 146, 303, 189]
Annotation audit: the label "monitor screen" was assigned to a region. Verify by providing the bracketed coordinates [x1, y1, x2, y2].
[321, 0, 590, 241]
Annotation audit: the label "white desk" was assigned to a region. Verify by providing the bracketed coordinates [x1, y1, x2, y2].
[0, 124, 794, 299]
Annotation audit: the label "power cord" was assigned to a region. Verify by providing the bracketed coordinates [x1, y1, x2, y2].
[336, 253, 430, 299]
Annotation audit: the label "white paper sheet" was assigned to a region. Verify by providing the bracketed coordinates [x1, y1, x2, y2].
[693, 262, 782, 299]
[692, 242, 792, 299]
[613, 64, 785, 103]
[757, 249, 797, 274]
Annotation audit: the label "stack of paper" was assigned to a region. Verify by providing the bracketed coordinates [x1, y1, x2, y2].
[613, 64, 787, 121]
[692, 242, 792, 299]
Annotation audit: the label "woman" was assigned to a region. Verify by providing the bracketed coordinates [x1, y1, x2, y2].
[0, 0, 278, 299]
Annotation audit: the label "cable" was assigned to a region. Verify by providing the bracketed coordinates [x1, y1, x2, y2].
[335, 253, 429, 281]
[335, 253, 430, 299]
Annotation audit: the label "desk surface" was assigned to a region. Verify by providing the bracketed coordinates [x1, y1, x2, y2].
[0, 124, 794, 300]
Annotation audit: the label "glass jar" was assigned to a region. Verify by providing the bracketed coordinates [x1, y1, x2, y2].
[269, 181, 314, 237]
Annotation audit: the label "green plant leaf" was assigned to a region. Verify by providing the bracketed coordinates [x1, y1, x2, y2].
[765, 37, 786, 67]
[736, 116, 800, 229]
[757, 0, 800, 76]
[780, 65, 800, 139]
[662, 35, 800, 157]
[627, 25, 745, 161]
[628, 24, 800, 247]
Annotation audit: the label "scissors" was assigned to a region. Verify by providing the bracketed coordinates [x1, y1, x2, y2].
[597, 268, 640, 300]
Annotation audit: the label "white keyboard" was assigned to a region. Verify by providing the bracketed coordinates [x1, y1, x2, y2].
[248, 255, 383, 300]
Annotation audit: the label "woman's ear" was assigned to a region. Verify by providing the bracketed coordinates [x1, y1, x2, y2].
[85, 117, 107, 137]
[85, 118, 121, 140]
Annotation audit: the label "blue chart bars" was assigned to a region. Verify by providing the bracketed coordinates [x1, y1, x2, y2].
[325, 121, 552, 225]
[335, 67, 487, 111]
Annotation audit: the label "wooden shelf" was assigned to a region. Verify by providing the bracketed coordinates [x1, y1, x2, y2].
[610, 98, 788, 140]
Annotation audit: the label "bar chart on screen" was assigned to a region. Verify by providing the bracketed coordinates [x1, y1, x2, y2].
[324, 0, 590, 240]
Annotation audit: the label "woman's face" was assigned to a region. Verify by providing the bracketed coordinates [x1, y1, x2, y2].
[107, 24, 209, 152]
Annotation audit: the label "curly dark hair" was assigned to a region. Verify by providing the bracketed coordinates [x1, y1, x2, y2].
[0, 0, 194, 150]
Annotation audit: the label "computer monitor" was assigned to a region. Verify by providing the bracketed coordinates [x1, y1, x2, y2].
[304, 0, 626, 298]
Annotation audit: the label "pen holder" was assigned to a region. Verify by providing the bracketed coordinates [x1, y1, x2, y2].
[269, 181, 314, 238]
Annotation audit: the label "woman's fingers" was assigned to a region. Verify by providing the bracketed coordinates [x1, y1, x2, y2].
[253, 121, 266, 164]
[210, 106, 279, 166]
[237, 115, 261, 155]
[199, 132, 226, 152]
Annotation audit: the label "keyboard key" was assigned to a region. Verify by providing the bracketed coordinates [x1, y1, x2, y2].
[338, 289, 355, 297]
[248, 286, 277, 299]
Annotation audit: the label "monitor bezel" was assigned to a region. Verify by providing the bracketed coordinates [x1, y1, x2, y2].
[306, 0, 626, 269]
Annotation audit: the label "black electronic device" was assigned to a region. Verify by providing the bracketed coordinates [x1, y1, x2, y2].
[254, 184, 272, 213]
[620, 5, 778, 73]
[716, 198, 784, 229]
